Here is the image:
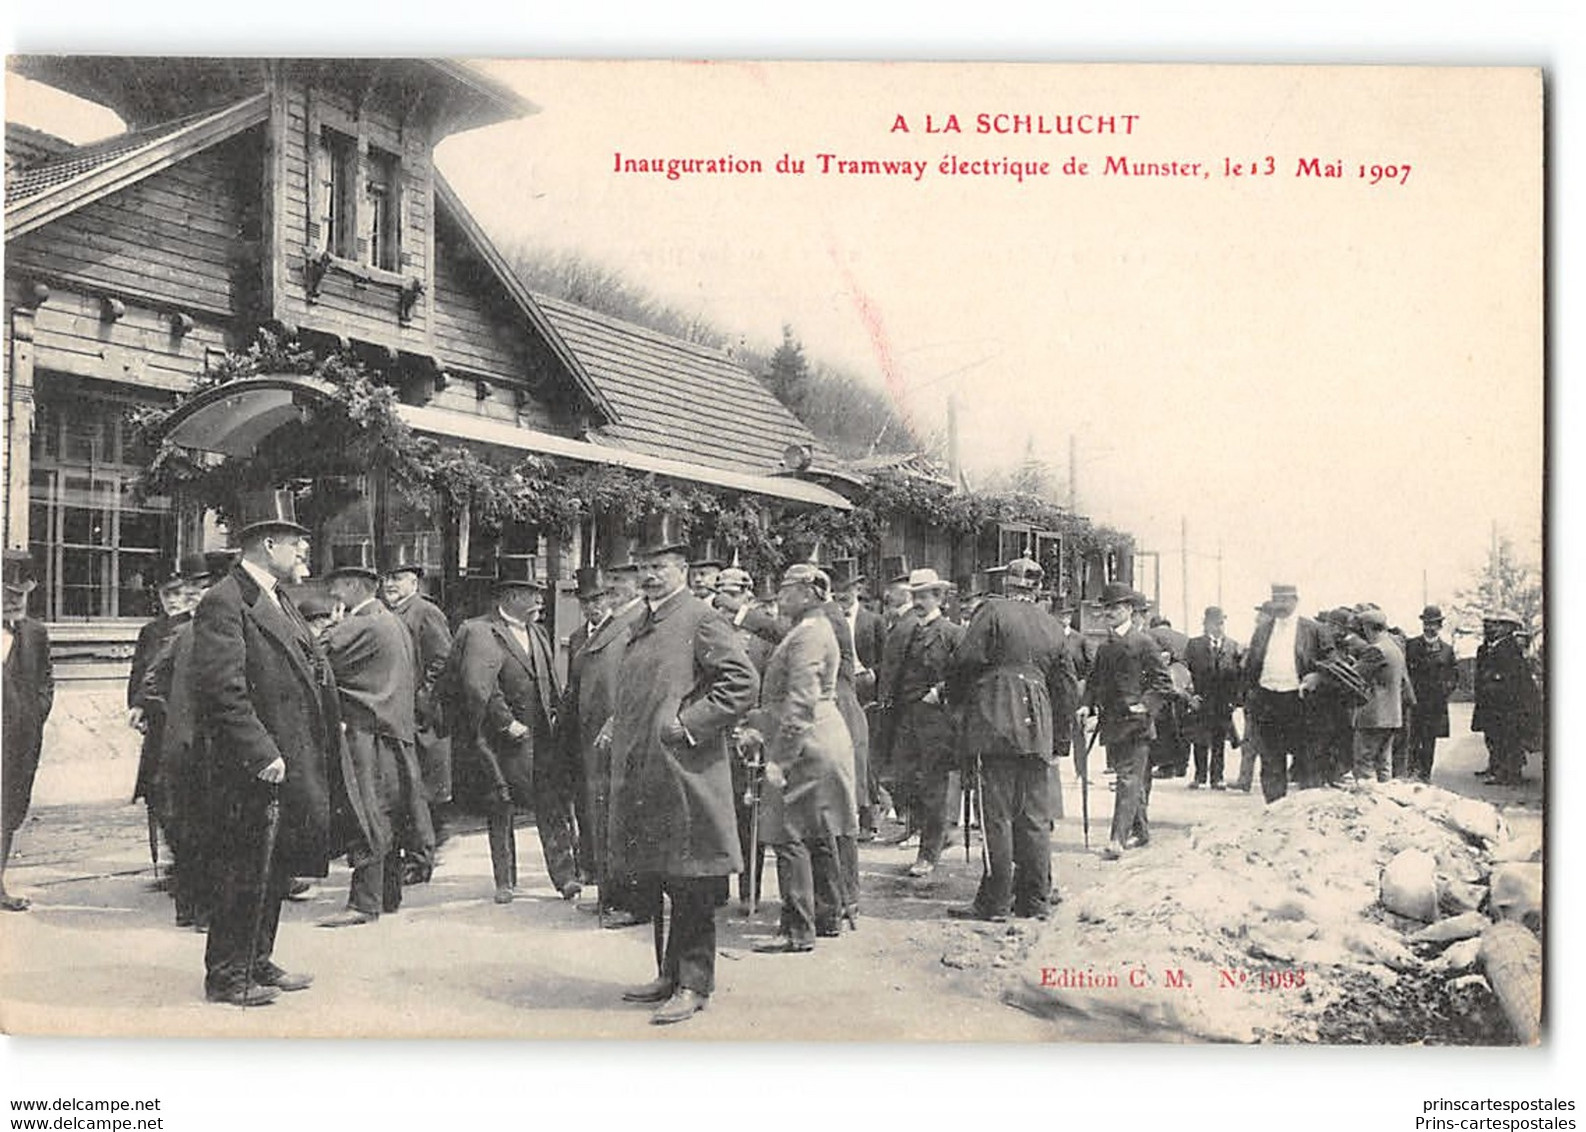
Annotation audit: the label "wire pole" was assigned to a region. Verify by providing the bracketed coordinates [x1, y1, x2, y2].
[1180, 515, 1190, 628]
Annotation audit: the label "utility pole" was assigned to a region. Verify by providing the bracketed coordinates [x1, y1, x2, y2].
[1180, 515, 1190, 628]
[1217, 539, 1224, 608]
[1068, 433, 1077, 512]
[947, 392, 961, 489]
[1423, 568, 1429, 608]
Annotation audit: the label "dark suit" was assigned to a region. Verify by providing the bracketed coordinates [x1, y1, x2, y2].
[194, 565, 337, 997]
[453, 608, 578, 894]
[1472, 631, 1539, 785]
[3, 617, 53, 839]
[129, 613, 182, 808]
[148, 621, 218, 925]
[1241, 613, 1327, 801]
[1087, 625, 1170, 847]
[322, 600, 434, 914]
[607, 589, 757, 996]
[1184, 633, 1243, 786]
[1404, 634, 1458, 782]
[389, 592, 455, 855]
[884, 609, 962, 861]
[953, 596, 1077, 917]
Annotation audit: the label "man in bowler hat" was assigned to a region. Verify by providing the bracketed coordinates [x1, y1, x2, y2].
[1404, 605, 1459, 783]
[2, 550, 53, 911]
[193, 490, 334, 1004]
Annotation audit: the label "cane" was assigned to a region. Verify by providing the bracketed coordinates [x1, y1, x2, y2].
[146, 804, 161, 873]
[961, 775, 973, 864]
[241, 782, 281, 1009]
[1079, 721, 1100, 850]
[973, 755, 991, 876]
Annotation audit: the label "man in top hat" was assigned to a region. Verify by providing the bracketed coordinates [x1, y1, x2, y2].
[1184, 606, 1243, 790]
[949, 557, 1076, 919]
[564, 551, 652, 925]
[879, 567, 964, 875]
[128, 554, 210, 888]
[452, 557, 580, 904]
[605, 523, 757, 1024]
[688, 542, 724, 601]
[1082, 583, 1169, 860]
[1403, 605, 1458, 784]
[380, 556, 454, 879]
[1472, 609, 1540, 786]
[1348, 607, 1415, 786]
[316, 546, 435, 926]
[193, 490, 335, 1004]
[1240, 583, 1327, 802]
[2, 550, 53, 911]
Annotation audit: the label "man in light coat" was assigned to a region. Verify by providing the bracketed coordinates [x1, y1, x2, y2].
[1350, 607, 1415, 785]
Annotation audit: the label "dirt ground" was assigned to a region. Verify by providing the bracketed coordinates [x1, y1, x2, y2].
[0, 704, 1543, 1041]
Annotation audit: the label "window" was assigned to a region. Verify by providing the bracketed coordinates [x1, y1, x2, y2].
[28, 387, 175, 620]
[365, 146, 401, 271]
[314, 127, 358, 258]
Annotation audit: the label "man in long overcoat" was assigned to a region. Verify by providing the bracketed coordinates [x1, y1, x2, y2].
[452, 560, 580, 903]
[1084, 583, 1170, 861]
[606, 538, 757, 1025]
[318, 551, 434, 925]
[1404, 604, 1458, 783]
[2, 550, 53, 912]
[1472, 609, 1540, 786]
[381, 558, 453, 879]
[949, 558, 1076, 920]
[1350, 607, 1415, 784]
[129, 558, 203, 869]
[747, 563, 856, 951]
[1184, 606, 1243, 790]
[194, 492, 336, 1005]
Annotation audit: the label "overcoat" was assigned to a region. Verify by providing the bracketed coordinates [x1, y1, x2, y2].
[822, 600, 867, 821]
[952, 597, 1077, 761]
[1472, 632, 1540, 741]
[389, 592, 454, 802]
[451, 610, 562, 805]
[193, 566, 337, 877]
[606, 590, 757, 879]
[322, 601, 427, 856]
[561, 599, 645, 874]
[1183, 633, 1243, 745]
[129, 612, 182, 803]
[2, 617, 53, 837]
[1404, 634, 1458, 739]
[750, 610, 859, 843]
[1351, 635, 1415, 731]
[1087, 626, 1172, 747]
[151, 622, 216, 859]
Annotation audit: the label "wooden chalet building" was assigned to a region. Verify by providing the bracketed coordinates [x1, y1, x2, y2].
[3, 56, 848, 678]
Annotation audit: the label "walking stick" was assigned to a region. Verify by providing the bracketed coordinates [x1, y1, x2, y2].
[962, 775, 973, 863]
[146, 805, 160, 871]
[973, 755, 991, 875]
[241, 782, 281, 1009]
[1079, 720, 1100, 850]
[743, 737, 765, 915]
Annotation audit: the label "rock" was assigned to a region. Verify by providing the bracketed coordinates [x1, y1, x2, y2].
[1265, 896, 1313, 922]
[1427, 936, 1483, 974]
[1344, 924, 1422, 971]
[1446, 973, 1501, 1029]
[1479, 922, 1542, 1044]
[941, 953, 970, 970]
[1444, 798, 1504, 845]
[1437, 878, 1487, 916]
[1491, 830, 1543, 864]
[1488, 863, 1543, 932]
[1409, 911, 1490, 947]
[1380, 848, 1440, 922]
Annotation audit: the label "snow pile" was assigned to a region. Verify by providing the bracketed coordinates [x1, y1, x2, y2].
[1010, 782, 1540, 1044]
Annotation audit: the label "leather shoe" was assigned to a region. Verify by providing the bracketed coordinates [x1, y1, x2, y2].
[622, 977, 675, 1004]
[317, 908, 376, 928]
[493, 885, 514, 905]
[560, 881, 583, 901]
[946, 905, 1008, 923]
[905, 858, 935, 878]
[206, 983, 279, 1007]
[753, 935, 815, 954]
[651, 989, 708, 1025]
[255, 964, 314, 992]
[602, 909, 647, 929]
[285, 878, 315, 902]
[1099, 843, 1123, 861]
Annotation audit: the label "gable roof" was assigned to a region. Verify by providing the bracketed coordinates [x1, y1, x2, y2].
[5, 93, 270, 238]
[530, 293, 829, 478]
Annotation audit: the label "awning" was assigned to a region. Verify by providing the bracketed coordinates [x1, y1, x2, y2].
[157, 375, 853, 510]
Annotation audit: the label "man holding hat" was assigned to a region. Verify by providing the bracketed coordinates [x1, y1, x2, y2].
[1082, 582, 1168, 860]
[605, 524, 758, 1023]
[452, 557, 580, 904]
[381, 556, 454, 878]
[192, 490, 335, 1004]
[1404, 605, 1459, 783]
[1240, 583, 1327, 802]
[949, 557, 1076, 919]
[2, 550, 53, 912]
[1184, 607, 1243, 790]
[881, 567, 963, 875]
[1472, 609, 1539, 786]
[1349, 607, 1415, 785]
[318, 545, 435, 926]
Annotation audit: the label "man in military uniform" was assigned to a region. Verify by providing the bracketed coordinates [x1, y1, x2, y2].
[2, 551, 53, 912]
[317, 547, 434, 926]
[381, 556, 453, 880]
[1404, 605, 1459, 783]
[606, 531, 757, 1024]
[193, 491, 334, 1004]
[948, 557, 1076, 920]
[452, 560, 580, 904]
[882, 568, 962, 876]
[1083, 583, 1169, 860]
[1472, 609, 1539, 786]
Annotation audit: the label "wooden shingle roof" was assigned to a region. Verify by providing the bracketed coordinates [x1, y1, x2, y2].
[531, 294, 829, 478]
[4, 109, 215, 205]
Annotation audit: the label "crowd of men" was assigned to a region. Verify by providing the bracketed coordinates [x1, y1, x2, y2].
[0, 503, 1546, 1026]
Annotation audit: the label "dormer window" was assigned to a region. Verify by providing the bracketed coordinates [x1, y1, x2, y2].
[315, 126, 357, 258]
[365, 145, 401, 271]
